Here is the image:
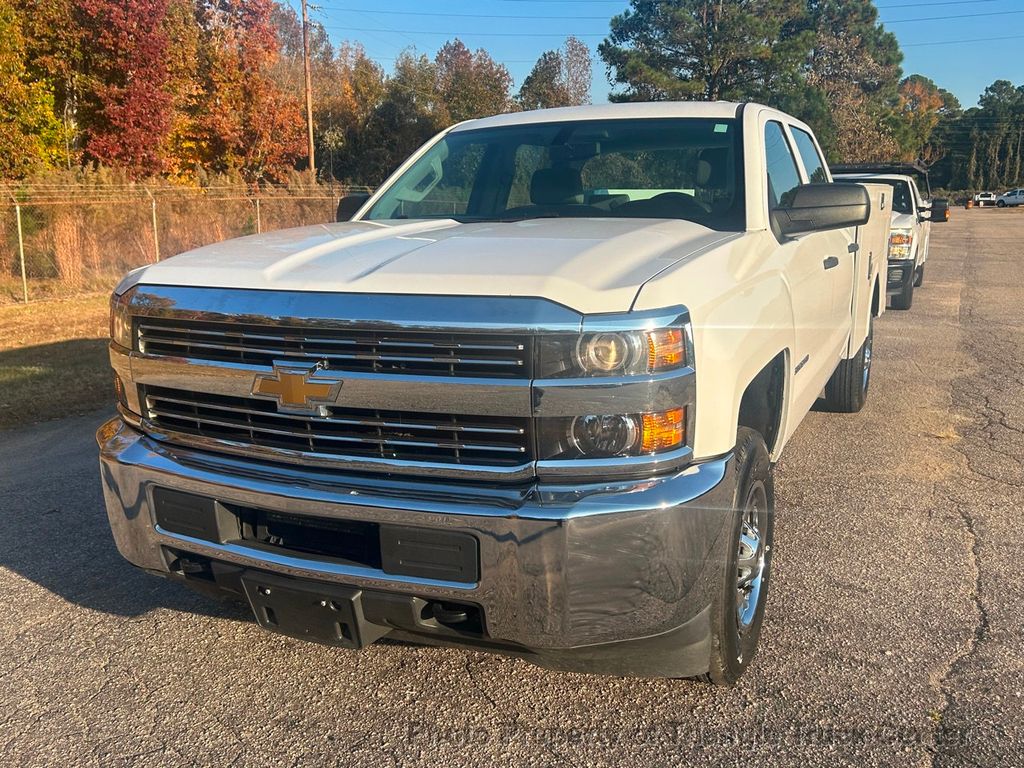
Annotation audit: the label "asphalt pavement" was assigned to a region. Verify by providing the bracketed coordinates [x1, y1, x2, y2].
[1, 210, 1021, 767]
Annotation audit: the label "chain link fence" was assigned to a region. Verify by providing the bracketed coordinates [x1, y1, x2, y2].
[0, 184, 373, 304]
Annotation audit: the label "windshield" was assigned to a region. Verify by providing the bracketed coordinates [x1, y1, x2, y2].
[837, 177, 916, 214]
[363, 118, 744, 230]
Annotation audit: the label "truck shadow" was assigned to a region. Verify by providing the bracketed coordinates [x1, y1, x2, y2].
[0, 405, 250, 623]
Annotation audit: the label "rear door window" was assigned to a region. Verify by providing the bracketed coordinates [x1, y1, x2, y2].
[790, 127, 829, 184]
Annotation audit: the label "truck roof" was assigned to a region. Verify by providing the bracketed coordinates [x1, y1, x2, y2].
[452, 101, 746, 132]
[834, 173, 918, 186]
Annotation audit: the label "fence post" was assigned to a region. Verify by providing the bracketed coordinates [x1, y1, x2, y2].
[147, 189, 160, 261]
[14, 202, 28, 304]
[255, 197, 262, 234]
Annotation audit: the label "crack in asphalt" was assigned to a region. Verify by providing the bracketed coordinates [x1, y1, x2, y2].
[928, 496, 991, 768]
[461, 652, 584, 768]
[926, 217, 1021, 766]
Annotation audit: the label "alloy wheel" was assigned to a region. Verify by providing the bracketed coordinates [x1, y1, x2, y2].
[736, 481, 768, 632]
[862, 327, 874, 392]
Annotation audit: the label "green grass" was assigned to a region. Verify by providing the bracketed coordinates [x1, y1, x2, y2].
[0, 294, 111, 429]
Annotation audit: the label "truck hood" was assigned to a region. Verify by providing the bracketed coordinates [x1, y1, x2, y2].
[135, 218, 740, 314]
[890, 211, 918, 230]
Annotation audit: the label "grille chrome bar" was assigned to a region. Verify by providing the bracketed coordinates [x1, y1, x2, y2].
[137, 318, 531, 378]
[138, 323, 525, 352]
[144, 386, 532, 467]
[147, 394, 526, 435]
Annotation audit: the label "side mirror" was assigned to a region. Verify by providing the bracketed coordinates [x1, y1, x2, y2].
[336, 192, 370, 222]
[919, 210, 932, 221]
[773, 183, 870, 238]
[930, 198, 950, 223]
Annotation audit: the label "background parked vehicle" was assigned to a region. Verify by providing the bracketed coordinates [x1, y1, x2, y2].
[974, 191, 998, 207]
[834, 163, 942, 311]
[996, 189, 1024, 207]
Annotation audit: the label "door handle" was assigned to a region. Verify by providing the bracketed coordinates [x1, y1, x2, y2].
[822, 256, 839, 270]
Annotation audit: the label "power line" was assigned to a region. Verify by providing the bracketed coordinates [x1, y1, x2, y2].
[884, 8, 1024, 23]
[316, 0, 1009, 21]
[904, 33, 1024, 47]
[485, 0, 997, 4]
[321, 25, 606, 37]
[371, 55, 552, 63]
[320, 24, 1024, 46]
[314, 5, 610, 19]
[876, 0, 997, 6]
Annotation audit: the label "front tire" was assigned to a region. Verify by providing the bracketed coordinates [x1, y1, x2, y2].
[914, 264, 925, 287]
[823, 316, 873, 413]
[997, 200, 1006, 208]
[701, 427, 774, 686]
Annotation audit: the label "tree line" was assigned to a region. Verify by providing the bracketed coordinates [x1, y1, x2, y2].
[1, 0, 1020, 191]
[0, 0, 590, 185]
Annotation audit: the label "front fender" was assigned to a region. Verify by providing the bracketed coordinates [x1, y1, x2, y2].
[633, 232, 796, 460]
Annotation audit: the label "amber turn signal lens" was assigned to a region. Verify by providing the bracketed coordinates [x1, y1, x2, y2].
[640, 407, 685, 453]
[645, 328, 685, 371]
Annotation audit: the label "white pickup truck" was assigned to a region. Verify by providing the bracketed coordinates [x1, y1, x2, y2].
[834, 165, 945, 310]
[99, 102, 890, 684]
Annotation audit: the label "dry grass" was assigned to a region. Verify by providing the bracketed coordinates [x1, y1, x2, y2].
[1, 189, 338, 305]
[0, 294, 111, 429]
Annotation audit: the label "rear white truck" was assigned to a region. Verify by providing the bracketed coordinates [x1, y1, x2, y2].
[99, 102, 888, 684]
[834, 164, 948, 311]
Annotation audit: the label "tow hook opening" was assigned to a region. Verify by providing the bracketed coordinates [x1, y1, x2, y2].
[167, 552, 214, 581]
[422, 601, 483, 634]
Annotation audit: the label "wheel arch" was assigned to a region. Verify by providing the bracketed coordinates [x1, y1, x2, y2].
[736, 350, 789, 459]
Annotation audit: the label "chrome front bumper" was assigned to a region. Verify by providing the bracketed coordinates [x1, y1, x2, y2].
[98, 417, 736, 676]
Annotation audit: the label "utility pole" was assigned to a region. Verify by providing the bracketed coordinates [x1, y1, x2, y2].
[300, 0, 316, 180]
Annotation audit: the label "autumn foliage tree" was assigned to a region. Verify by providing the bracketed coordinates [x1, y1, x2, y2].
[0, 0, 68, 176]
[8, 0, 305, 182]
[517, 37, 592, 110]
[435, 40, 514, 123]
[6, 0, 1000, 188]
[185, 0, 305, 181]
[76, 0, 174, 177]
[894, 75, 958, 164]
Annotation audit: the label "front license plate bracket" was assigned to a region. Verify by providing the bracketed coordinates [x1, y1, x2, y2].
[242, 572, 390, 649]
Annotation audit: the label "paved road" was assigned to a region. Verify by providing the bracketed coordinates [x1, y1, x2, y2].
[1, 211, 1021, 767]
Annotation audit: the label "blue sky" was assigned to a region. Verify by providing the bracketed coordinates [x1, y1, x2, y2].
[297, 0, 1024, 109]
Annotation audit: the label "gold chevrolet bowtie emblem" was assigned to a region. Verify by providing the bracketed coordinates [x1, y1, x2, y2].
[251, 363, 342, 414]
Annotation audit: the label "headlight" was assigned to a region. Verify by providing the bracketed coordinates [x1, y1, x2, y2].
[539, 326, 688, 378]
[540, 407, 686, 459]
[888, 229, 913, 260]
[576, 333, 641, 373]
[109, 289, 134, 349]
[570, 414, 639, 456]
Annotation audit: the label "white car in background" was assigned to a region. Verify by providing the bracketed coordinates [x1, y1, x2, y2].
[996, 189, 1024, 207]
[974, 191, 997, 207]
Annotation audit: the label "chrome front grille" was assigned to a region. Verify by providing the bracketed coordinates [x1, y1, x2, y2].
[144, 386, 532, 467]
[137, 318, 531, 378]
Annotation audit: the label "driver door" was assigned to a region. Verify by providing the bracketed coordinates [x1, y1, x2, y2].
[764, 120, 848, 415]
